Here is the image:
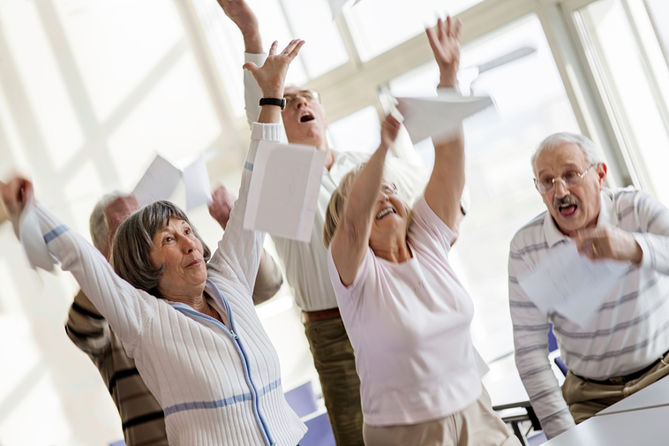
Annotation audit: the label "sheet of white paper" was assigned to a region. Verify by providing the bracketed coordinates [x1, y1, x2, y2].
[518, 242, 629, 326]
[328, 0, 360, 18]
[396, 94, 494, 143]
[132, 155, 182, 208]
[19, 202, 55, 271]
[183, 155, 212, 211]
[244, 141, 326, 242]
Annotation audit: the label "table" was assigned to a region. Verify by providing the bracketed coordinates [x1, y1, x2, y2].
[543, 375, 669, 445]
[596, 373, 669, 415]
[542, 404, 669, 446]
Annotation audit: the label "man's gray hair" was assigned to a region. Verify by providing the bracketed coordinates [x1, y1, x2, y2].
[110, 200, 211, 298]
[531, 132, 605, 174]
[89, 191, 124, 253]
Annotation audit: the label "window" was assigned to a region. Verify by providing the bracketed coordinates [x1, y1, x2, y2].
[573, 0, 669, 204]
[390, 14, 580, 361]
[192, 0, 348, 118]
[345, 0, 483, 61]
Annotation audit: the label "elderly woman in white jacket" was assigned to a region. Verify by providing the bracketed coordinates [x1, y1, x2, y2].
[1, 39, 306, 446]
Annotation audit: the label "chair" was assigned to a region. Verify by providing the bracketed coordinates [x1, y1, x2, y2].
[491, 323, 567, 445]
[301, 411, 336, 446]
[284, 381, 319, 418]
[284, 381, 336, 446]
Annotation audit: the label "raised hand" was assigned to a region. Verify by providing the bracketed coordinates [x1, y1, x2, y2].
[0, 176, 33, 219]
[208, 184, 236, 230]
[243, 39, 305, 98]
[379, 114, 401, 151]
[573, 225, 643, 264]
[216, 0, 262, 53]
[426, 16, 462, 89]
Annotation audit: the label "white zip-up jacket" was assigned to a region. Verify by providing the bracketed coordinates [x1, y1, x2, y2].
[20, 123, 306, 445]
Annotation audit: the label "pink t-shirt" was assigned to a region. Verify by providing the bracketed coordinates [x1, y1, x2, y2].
[327, 197, 487, 426]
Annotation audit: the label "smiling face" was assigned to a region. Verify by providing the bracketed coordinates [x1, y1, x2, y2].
[534, 142, 606, 236]
[281, 87, 328, 150]
[149, 218, 207, 300]
[369, 182, 411, 252]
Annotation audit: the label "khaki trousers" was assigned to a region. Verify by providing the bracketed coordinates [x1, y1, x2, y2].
[363, 389, 520, 446]
[304, 316, 364, 446]
[562, 354, 669, 423]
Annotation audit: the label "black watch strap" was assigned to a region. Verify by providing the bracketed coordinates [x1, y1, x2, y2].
[259, 97, 286, 110]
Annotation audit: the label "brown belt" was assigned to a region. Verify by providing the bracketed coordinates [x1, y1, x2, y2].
[575, 350, 669, 385]
[302, 307, 341, 322]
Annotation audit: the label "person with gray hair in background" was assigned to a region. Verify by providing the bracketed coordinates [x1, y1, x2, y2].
[65, 185, 284, 445]
[509, 132, 669, 438]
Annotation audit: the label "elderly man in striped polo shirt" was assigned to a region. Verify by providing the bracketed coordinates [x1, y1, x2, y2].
[508, 132, 669, 439]
[66, 185, 284, 445]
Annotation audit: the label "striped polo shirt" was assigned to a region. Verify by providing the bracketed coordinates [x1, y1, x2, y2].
[66, 290, 168, 446]
[508, 187, 669, 437]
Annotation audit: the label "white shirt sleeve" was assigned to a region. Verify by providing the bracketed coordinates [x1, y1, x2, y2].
[508, 236, 576, 438]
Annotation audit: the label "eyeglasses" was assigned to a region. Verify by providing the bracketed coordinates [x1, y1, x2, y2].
[283, 89, 320, 108]
[380, 182, 398, 195]
[534, 165, 595, 194]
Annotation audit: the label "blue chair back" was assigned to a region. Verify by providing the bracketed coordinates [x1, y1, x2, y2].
[301, 412, 336, 446]
[285, 381, 319, 418]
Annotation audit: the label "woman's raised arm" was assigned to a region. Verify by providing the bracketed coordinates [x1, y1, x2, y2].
[424, 17, 465, 229]
[330, 115, 401, 286]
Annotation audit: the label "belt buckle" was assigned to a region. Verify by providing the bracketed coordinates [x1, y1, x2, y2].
[608, 376, 625, 385]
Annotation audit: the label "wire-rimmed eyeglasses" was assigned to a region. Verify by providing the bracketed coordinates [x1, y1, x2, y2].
[534, 165, 595, 194]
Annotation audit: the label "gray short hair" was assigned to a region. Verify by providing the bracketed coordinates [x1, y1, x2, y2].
[89, 192, 124, 252]
[110, 201, 211, 298]
[531, 132, 605, 174]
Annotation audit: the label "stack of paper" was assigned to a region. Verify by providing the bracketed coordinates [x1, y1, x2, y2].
[132, 155, 212, 211]
[396, 93, 494, 144]
[244, 141, 326, 242]
[518, 242, 629, 326]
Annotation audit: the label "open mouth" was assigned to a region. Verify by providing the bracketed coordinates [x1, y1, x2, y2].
[376, 207, 397, 220]
[558, 203, 578, 218]
[299, 112, 315, 123]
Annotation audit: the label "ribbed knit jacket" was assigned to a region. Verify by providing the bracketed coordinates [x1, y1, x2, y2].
[27, 123, 306, 445]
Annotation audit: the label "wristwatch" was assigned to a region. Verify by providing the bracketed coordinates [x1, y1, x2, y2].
[259, 97, 286, 110]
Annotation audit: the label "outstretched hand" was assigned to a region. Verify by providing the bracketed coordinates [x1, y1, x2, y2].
[208, 184, 236, 230]
[379, 114, 401, 150]
[216, 0, 262, 53]
[426, 16, 462, 89]
[243, 39, 305, 98]
[0, 176, 33, 219]
[573, 225, 643, 265]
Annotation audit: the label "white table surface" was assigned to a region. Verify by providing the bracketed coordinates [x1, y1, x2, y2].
[543, 404, 669, 446]
[596, 374, 669, 415]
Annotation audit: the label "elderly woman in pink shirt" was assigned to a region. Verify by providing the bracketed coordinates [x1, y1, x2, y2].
[323, 18, 519, 446]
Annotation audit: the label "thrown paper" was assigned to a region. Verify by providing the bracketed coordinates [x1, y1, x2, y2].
[518, 242, 629, 326]
[183, 156, 212, 211]
[396, 93, 493, 144]
[133, 155, 211, 211]
[244, 141, 326, 242]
